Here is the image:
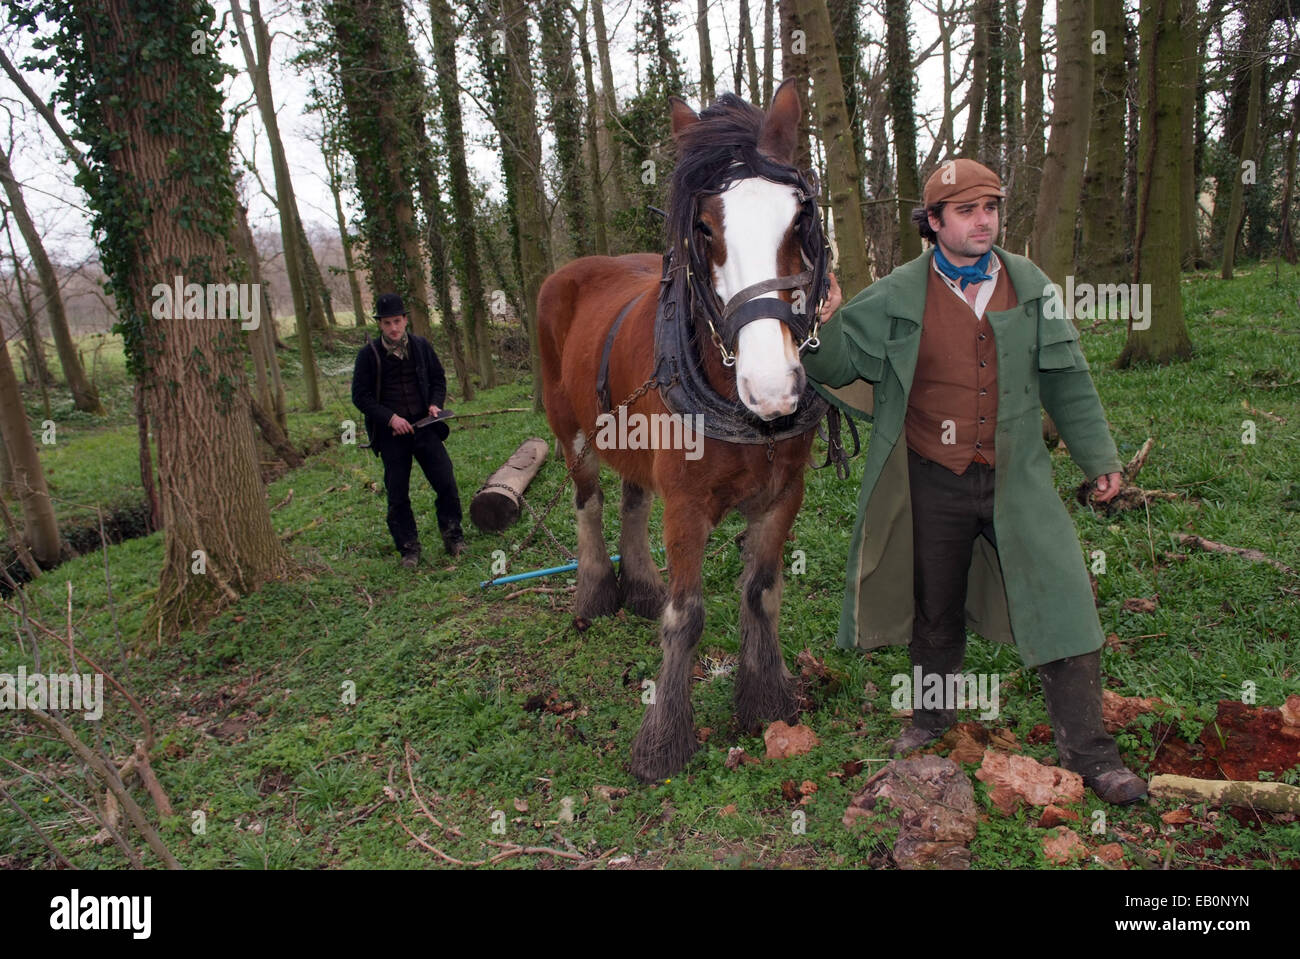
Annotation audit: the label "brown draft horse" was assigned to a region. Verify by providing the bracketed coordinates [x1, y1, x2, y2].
[537, 80, 825, 783]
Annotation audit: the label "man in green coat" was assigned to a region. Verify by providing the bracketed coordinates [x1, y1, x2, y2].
[803, 159, 1146, 804]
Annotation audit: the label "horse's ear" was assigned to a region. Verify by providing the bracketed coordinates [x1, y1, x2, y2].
[758, 77, 800, 165]
[670, 96, 700, 138]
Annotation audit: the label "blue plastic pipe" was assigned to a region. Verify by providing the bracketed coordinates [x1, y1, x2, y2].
[480, 555, 621, 589]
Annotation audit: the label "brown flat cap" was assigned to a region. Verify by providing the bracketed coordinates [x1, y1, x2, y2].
[923, 158, 1006, 206]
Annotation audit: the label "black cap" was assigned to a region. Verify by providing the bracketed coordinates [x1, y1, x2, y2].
[375, 292, 406, 319]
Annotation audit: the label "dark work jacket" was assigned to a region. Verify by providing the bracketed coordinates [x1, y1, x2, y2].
[351, 334, 449, 455]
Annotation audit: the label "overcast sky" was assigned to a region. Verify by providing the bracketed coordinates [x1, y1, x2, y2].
[3, 0, 1052, 267]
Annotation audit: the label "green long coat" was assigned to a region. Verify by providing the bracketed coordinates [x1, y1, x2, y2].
[802, 246, 1123, 668]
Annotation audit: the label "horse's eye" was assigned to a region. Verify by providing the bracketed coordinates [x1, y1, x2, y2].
[695, 220, 713, 239]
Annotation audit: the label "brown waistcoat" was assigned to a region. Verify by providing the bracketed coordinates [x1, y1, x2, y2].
[905, 257, 1019, 474]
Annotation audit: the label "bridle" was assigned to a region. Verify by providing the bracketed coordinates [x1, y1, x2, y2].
[677, 163, 830, 368]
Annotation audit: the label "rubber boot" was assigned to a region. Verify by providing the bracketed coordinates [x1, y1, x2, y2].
[1038, 649, 1148, 804]
[890, 634, 967, 757]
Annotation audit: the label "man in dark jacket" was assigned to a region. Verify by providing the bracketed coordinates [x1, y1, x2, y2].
[352, 293, 465, 566]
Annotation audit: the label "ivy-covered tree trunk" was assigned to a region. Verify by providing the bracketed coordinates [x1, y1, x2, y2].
[1219, 3, 1266, 280]
[539, 0, 592, 261]
[1118, 0, 1192, 366]
[960, 1, 989, 158]
[1080, 0, 1129, 285]
[1279, 83, 1300, 264]
[501, 0, 551, 410]
[828, 0, 866, 236]
[779, 0, 813, 172]
[0, 142, 101, 414]
[576, 0, 610, 256]
[797, 0, 872, 294]
[34, 0, 287, 635]
[1179, 0, 1202, 268]
[886, 0, 921, 263]
[1031, 0, 1093, 286]
[430, 0, 495, 387]
[590, 0, 631, 241]
[980, 0, 1002, 173]
[0, 336, 59, 567]
[1005, 0, 1042, 255]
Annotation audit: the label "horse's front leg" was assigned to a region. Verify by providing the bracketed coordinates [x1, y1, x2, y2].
[734, 480, 804, 734]
[629, 498, 713, 782]
[569, 437, 619, 619]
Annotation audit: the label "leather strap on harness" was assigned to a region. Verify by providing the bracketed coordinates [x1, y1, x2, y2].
[596, 292, 648, 413]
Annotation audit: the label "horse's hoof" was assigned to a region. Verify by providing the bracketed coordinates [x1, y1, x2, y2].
[733, 677, 800, 735]
[620, 575, 667, 620]
[630, 715, 698, 782]
[576, 565, 620, 619]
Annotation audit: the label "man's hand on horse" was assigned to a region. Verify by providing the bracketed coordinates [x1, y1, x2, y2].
[390, 414, 414, 435]
[819, 272, 842, 321]
[1092, 471, 1124, 503]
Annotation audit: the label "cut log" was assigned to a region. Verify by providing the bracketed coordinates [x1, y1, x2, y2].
[470, 437, 550, 533]
[1148, 774, 1300, 814]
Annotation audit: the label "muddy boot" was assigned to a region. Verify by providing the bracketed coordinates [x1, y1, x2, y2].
[399, 542, 421, 569]
[1038, 649, 1148, 805]
[440, 521, 466, 558]
[889, 635, 967, 757]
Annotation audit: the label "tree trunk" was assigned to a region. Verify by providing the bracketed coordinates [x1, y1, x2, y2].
[0, 336, 59, 566]
[1219, 6, 1265, 279]
[1279, 84, 1300, 264]
[1005, 0, 1042, 255]
[231, 203, 274, 417]
[1001, 0, 1022, 227]
[798, 0, 872, 294]
[1031, 0, 1093, 287]
[828, 0, 866, 241]
[592, 0, 631, 230]
[763, 0, 776, 106]
[1179, 0, 1201, 269]
[540, 0, 592, 261]
[0, 143, 101, 414]
[981, 0, 1003, 173]
[67, 0, 287, 635]
[886, 0, 921, 263]
[321, 137, 367, 325]
[1079, 0, 1128, 284]
[697, 0, 715, 103]
[1117, 0, 1192, 366]
[502, 0, 552, 412]
[960, 2, 989, 158]
[431, 0, 496, 387]
[1123, 14, 1139, 259]
[780, 0, 814, 172]
[231, 0, 323, 409]
[576, 0, 610, 256]
[740, 0, 761, 100]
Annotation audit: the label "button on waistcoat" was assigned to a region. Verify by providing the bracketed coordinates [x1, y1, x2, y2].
[905, 257, 1019, 474]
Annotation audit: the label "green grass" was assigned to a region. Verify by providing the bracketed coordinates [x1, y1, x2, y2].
[2, 263, 1299, 870]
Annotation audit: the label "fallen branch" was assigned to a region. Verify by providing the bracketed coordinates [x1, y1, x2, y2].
[1175, 534, 1297, 578]
[504, 585, 575, 601]
[1075, 438, 1186, 511]
[1149, 774, 1300, 814]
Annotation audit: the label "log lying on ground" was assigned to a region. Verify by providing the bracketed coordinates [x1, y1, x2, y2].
[1149, 774, 1300, 814]
[470, 437, 549, 533]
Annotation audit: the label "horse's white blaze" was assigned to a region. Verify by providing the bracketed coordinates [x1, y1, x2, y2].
[717, 177, 803, 420]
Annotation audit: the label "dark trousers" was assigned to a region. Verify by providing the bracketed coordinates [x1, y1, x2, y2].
[379, 428, 462, 551]
[907, 446, 999, 730]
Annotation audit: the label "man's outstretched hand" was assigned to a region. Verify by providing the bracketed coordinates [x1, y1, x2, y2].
[818, 272, 843, 322]
[1093, 471, 1123, 503]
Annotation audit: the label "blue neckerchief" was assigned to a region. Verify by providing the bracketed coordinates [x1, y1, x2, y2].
[933, 246, 993, 290]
